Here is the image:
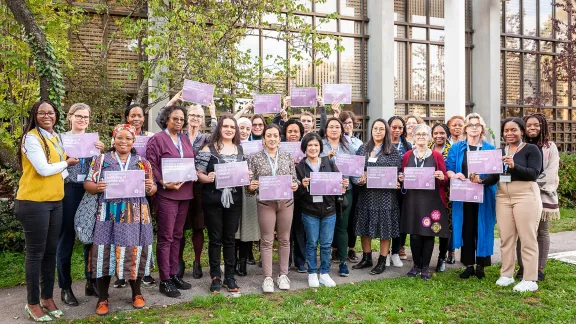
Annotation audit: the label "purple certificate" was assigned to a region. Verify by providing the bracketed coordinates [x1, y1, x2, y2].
[322, 84, 352, 104]
[134, 136, 150, 157]
[241, 141, 263, 156]
[290, 87, 317, 107]
[161, 158, 197, 183]
[215, 161, 250, 189]
[403, 167, 436, 190]
[254, 94, 282, 114]
[104, 170, 145, 199]
[60, 133, 100, 158]
[467, 150, 503, 174]
[310, 172, 342, 196]
[258, 175, 293, 201]
[280, 142, 305, 163]
[183, 80, 215, 105]
[335, 154, 365, 177]
[367, 167, 398, 189]
[450, 179, 484, 203]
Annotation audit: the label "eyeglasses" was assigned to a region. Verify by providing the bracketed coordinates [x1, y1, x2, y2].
[171, 117, 185, 123]
[252, 123, 264, 128]
[37, 112, 56, 117]
[372, 127, 386, 132]
[467, 123, 482, 129]
[391, 126, 404, 130]
[73, 115, 90, 121]
[115, 136, 134, 142]
[188, 114, 203, 119]
[415, 133, 428, 138]
[344, 121, 354, 125]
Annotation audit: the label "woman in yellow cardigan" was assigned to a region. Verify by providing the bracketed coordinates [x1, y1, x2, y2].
[15, 101, 79, 322]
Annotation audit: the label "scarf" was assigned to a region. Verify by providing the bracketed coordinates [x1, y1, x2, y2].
[538, 142, 560, 221]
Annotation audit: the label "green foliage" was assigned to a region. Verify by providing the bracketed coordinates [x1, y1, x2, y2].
[558, 153, 576, 209]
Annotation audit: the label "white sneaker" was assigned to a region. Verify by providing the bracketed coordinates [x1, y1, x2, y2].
[391, 254, 403, 267]
[385, 254, 391, 266]
[277, 275, 291, 290]
[308, 274, 319, 288]
[495, 276, 515, 287]
[513, 280, 538, 292]
[262, 277, 274, 293]
[319, 274, 336, 287]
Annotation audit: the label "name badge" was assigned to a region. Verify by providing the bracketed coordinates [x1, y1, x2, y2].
[77, 174, 87, 182]
[312, 196, 323, 203]
[500, 174, 511, 183]
[368, 157, 378, 163]
[62, 169, 69, 180]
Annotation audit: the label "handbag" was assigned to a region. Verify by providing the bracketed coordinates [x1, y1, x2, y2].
[74, 154, 104, 244]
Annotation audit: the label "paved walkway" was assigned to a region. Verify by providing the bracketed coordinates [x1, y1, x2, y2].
[2, 231, 575, 323]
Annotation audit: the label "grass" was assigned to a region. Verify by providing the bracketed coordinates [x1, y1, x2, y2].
[68, 259, 576, 323]
[1, 209, 575, 289]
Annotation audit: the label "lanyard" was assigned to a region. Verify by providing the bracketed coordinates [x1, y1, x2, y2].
[373, 144, 383, 156]
[395, 139, 404, 154]
[165, 129, 184, 158]
[306, 158, 321, 173]
[265, 149, 279, 176]
[504, 141, 523, 173]
[114, 151, 131, 171]
[466, 140, 482, 152]
[326, 141, 340, 154]
[413, 150, 427, 168]
[42, 129, 65, 161]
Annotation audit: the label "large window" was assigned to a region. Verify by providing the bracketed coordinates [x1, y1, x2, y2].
[501, 0, 575, 151]
[237, 0, 369, 138]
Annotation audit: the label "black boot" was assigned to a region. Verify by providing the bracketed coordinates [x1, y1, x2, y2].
[177, 259, 185, 278]
[61, 288, 79, 306]
[235, 258, 247, 276]
[460, 266, 475, 279]
[370, 255, 387, 275]
[352, 252, 373, 270]
[85, 279, 99, 297]
[247, 244, 256, 265]
[192, 261, 203, 279]
[435, 257, 446, 272]
[475, 265, 486, 279]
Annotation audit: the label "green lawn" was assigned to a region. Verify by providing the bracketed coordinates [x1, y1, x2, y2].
[1, 208, 575, 289]
[69, 260, 576, 323]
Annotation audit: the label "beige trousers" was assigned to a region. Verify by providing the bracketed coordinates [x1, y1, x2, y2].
[258, 200, 294, 278]
[496, 181, 542, 281]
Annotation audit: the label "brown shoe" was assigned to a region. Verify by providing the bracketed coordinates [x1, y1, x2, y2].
[399, 246, 407, 260]
[133, 295, 146, 309]
[95, 300, 109, 316]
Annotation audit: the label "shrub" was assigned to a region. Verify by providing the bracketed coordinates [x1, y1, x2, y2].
[558, 153, 576, 209]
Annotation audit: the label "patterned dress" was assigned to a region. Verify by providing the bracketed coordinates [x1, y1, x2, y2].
[87, 152, 154, 280]
[429, 141, 453, 232]
[353, 144, 402, 239]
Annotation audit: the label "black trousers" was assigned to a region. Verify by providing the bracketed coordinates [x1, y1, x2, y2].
[461, 202, 491, 267]
[204, 201, 242, 279]
[289, 203, 306, 267]
[57, 183, 92, 289]
[15, 200, 63, 305]
[410, 234, 435, 269]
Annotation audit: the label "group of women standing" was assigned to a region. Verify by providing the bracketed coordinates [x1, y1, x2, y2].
[14, 92, 560, 320]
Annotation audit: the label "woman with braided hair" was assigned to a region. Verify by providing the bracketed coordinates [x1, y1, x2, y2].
[15, 101, 80, 321]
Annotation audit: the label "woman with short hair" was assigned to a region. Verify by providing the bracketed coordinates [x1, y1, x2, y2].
[447, 115, 466, 143]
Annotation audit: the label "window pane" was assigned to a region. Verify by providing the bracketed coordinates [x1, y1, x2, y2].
[290, 36, 313, 87]
[315, 39, 337, 86]
[430, 29, 445, 42]
[523, 53, 537, 100]
[556, 0, 569, 38]
[409, 43, 427, 101]
[430, 0, 445, 26]
[236, 31, 260, 92]
[409, 0, 426, 24]
[340, 37, 362, 100]
[505, 52, 520, 104]
[540, 0, 553, 37]
[315, 16, 337, 32]
[410, 27, 427, 40]
[523, 0, 536, 36]
[430, 105, 445, 118]
[340, 0, 362, 16]
[541, 55, 554, 106]
[430, 45, 445, 102]
[541, 41, 553, 52]
[505, 37, 520, 49]
[408, 104, 427, 118]
[395, 41, 407, 100]
[500, 53, 504, 103]
[340, 20, 362, 34]
[315, 0, 337, 14]
[523, 39, 536, 51]
[505, 0, 520, 34]
[395, 25, 406, 38]
[395, 104, 407, 116]
[394, 0, 406, 22]
[295, 0, 312, 11]
[557, 79, 569, 106]
[262, 31, 287, 92]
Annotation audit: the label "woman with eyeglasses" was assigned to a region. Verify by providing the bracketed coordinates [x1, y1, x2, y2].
[57, 103, 104, 307]
[403, 114, 424, 145]
[15, 101, 80, 321]
[322, 117, 354, 277]
[352, 119, 402, 275]
[250, 114, 266, 141]
[146, 105, 195, 298]
[515, 113, 558, 282]
[446, 113, 499, 280]
[400, 124, 449, 280]
[447, 116, 466, 144]
[387, 116, 412, 265]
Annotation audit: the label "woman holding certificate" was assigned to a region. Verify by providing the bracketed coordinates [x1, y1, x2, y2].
[445, 113, 499, 280]
[84, 124, 157, 315]
[58, 103, 104, 306]
[195, 117, 245, 293]
[351, 119, 402, 275]
[147, 106, 195, 298]
[322, 118, 354, 277]
[495, 117, 542, 292]
[399, 124, 449, 280]
[247, 124, 299, 293]
[15, 101, 79, 321]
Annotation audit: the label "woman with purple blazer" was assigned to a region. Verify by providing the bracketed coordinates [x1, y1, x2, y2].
[146, 105, 195, 298]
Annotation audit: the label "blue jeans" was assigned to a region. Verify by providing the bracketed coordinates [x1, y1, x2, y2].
[302, 213, 336, 274]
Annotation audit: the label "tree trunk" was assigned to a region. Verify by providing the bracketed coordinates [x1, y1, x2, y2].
[5, 0, 50, 100]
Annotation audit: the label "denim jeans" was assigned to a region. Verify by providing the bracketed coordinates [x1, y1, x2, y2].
[302, 213, 336, 274]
